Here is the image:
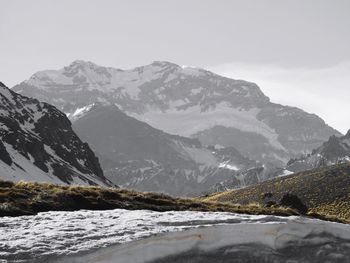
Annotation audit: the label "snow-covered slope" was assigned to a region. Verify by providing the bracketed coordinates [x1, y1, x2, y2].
[13, 60, 341, 166]
[72, 103, 270, 196]
[0, 82, 111, 186]
[286, 129, 350, 173]
[1, 209, 349, 263]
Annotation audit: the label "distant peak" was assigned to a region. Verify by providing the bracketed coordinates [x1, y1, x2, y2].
[151, 61, 179, 67]
[0, 81, 6, 88]
[68, 60, 99, 69]
[70, 59, 94, 65]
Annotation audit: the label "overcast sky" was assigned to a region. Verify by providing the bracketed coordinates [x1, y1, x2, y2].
[1, 0, 349, 133]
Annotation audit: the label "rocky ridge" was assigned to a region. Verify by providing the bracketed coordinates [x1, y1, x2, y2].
[0, 82, 111, 186]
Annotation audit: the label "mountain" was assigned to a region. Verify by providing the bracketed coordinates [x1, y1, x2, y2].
[0, 82, 112, 186]
[12, 60, 341, 166]
[286, 130, 350, 173]
[71, 103, 272, 196]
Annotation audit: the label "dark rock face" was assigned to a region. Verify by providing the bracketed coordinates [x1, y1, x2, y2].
[12, 60, 341, 166]
[0, 82, 111, 186]
[286, 129, 350, 173]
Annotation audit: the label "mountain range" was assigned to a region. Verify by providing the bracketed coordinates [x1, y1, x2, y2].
[13, 60, 341, 167]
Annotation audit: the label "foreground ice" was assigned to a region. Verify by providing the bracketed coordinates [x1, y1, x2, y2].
[0, 209, 349, 263]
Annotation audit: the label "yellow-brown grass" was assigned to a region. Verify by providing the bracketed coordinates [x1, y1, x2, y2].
[0, 180, 297, 218]
[1, 164, 349, 224]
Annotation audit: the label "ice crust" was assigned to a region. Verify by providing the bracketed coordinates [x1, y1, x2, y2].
[1, 209, 349, 262]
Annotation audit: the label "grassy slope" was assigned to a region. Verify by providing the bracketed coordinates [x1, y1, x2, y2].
[204, 163, 350, 223]
[0, 180, 298, 218]
[1, 163, 348, 224]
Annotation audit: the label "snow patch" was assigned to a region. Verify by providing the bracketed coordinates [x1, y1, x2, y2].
[279, 169, 294, 177]
[68, 103, 95, 121]
[218, 161, 239, 171]
[129, 103, 286, 151]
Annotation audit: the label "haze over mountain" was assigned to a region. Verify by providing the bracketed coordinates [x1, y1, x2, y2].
[0, 82, 111, 186]
[13, 60, 341, 167]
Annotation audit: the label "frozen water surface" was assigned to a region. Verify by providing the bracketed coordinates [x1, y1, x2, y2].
[0, 209, 349, 263]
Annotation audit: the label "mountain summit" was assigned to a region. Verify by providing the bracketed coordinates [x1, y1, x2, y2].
[13, 60, 341, 166]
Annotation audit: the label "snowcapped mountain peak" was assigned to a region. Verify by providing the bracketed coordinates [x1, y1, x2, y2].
[14, 61, 340, 166]
[18, 59, 270, 109]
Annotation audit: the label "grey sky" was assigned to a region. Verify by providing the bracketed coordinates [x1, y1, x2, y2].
[1, 0, 349, 132]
